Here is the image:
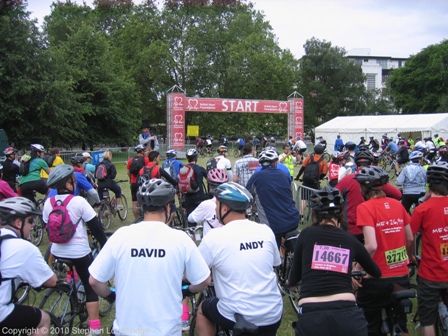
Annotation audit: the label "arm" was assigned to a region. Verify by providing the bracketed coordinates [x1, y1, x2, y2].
[109, 163, 117, 180]
[189, 275, 211, 294]
[86, 216, 107, 247]
[354, 238, 381, 278]
[384, 183, 402, 200]
[404, 224, 414, 258]
[362, 226, 377, 256]
[89, 276, 112, 298]
[42, 273, 58, 288]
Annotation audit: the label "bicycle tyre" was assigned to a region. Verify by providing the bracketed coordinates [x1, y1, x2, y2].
[39, 283, 76, 333]
[15, 282, 31, 304]
[117, 194, 128, 221]
[200, 148, 206, 158]
[208, 148, 214, 157]
[98, 202, 112, 230]
[48, 311, 67, 336]
[30, 215, 44, 246]
[233, 149, 239, 158]
[189, 291, 205, 336]
[322, 152, 331, 163]
[172, 208, 188, 229]
[285, 256, 301, 315]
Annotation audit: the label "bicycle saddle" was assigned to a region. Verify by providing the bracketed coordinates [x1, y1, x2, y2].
[233, 313, 259, 336]
[391, 284, 415, 300]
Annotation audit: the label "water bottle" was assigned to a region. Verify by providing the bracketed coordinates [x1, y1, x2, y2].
[77, 281, 85, 302]
[439, 301, 448, 330]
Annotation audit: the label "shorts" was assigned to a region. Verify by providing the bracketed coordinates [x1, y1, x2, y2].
[396, 158, 408, 165]
[293, 301, 367, 336]
[417, 275, 448, 327]
[0, 304, 42, 330]
[201, 297, 281, 336]
[299, 148, 306, 154]
[130, 182, 139, 202]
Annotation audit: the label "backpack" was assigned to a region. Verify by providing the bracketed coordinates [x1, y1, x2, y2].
[19, 156, 33, 176]
[43, 154, 56, 167]
[129, 156, 145, 176]
[162, 160, 177, 181]
[178, 164, 199, 193]
[0, 234, 17, 285]
[139, 166, 161, 185]
[206, 157, 220, 171]
[46, 195, 81, 244]
[95, 163, 108, 180]
[302, 154, 324, 185]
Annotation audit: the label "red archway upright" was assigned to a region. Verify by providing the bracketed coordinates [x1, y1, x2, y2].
[166, 87, 304, 150]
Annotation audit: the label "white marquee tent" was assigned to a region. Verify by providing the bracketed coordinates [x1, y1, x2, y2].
[315, 113, 448, 152]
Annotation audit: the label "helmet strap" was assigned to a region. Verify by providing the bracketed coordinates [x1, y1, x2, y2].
[217, 202, 231, 224]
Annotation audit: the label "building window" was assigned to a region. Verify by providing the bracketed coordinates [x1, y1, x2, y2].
[376, 59, 387, 69]
[366, 74, 376, 91]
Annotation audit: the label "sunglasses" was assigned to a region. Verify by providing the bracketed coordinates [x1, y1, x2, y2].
[26, 217, 35, 224]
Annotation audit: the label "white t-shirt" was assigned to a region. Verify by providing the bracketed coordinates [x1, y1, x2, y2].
[294, 140, 307, 150]
[0, 229, 54, 322]
[426, 141, 435, 150]
[43, 194, 97, 258]
[215, 155, 233, 181]
[89, 221, 210, 336]
[198, 220, 282, 326]
[187, 197, 222, 236]
[414, 140, 425, 148]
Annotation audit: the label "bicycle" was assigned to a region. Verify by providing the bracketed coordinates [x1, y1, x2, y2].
[188, 282, 259, 336]
[97, 179, 128, 229]
[29, 191, 46, 246]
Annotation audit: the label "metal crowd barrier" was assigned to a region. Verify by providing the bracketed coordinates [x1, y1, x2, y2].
[292, 182, 319, 227]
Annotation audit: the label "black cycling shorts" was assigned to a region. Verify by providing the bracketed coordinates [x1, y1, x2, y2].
[417, 275, 448, 327]
[396, 158, 408, 165]
[0, 304, 42, 331]
[130, 182, 139, 202]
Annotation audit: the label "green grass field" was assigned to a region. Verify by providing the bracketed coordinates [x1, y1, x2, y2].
[32, 154, 422, 336]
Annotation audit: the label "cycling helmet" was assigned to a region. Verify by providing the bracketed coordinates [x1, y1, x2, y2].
[354, 150, 374, 166]
[30, 144, 45, 152]
[296, 136, 301, 140]
[186, 148, 198, 160]
[314, 144, 324, 154]
[337, 151, 348, 161]
[332, 151, 340, 159]
[345, 141, 356, 150]
[217, 145, 227, 154]
[357, 144, 370, 152]
[434, 134, 439, 138]
[137, 178, 176, 207]
[409, 151, 424, 161]
[134, 144, 145, 153]
[3, 147, 15, 155]
[0, 196, 41, 224]
[424, 137, 431, 141]
[47, 164, 74, 189]
[264, 146, 278, 154]
[398, 139, 405, 144]
[70, 156, 85, 165]
[439, 147, 448, 154]
[207, 168, 228, 186]
[416, 136, 421, 140]
[211, 182, 252, 212]
[354, 166, 389, 190]
[427, 161, 448, 184]
[310, 186, 344, 215]
[166, 149, 177, 158]
[258, 149, 279, 165]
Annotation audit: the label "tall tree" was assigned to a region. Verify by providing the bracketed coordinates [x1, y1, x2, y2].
[389, 40, 448, 113]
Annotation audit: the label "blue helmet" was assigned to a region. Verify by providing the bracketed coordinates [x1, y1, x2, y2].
[409, 151, 423, 161]
[211, 182, 252, 212]
[166, 149, 177, 158]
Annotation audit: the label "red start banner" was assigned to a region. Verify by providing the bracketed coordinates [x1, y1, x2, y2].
[167, 93, 304, 150]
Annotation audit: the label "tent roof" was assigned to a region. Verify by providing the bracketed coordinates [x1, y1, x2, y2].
[315, 113, 448, 133]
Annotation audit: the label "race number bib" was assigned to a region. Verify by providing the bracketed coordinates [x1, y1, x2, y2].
[440, 243, 448, 261]
[311, 244, 350, 274]
[385, 246, 408, 266]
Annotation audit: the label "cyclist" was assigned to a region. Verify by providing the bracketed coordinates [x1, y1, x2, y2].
[183, 149, 208, 217]
[0, 164, 18, 201]
[82, 152, 96, 174]
[358, 136, 366, 146]
[354, 166, 414, 336]
[188, 168, 228, 236]
[414, 136, 425, 150]
[293, 136, 307, 164]
[233, 142, 259, 187]
[368, 136, 380, 152]
[18, 144, 51, 203]
[288, 187, 381, 336]
[438, 147, 448, 162]
[43, 164, 107, 335]
[127, 144, 148, 219]
[196, 136, 204, 152]
[337, 151, 355, 182]
[162, 149, 184, 182]
[0, 197, 57, 336]
[425, 136, 437, 162]
[394, 139, 410, 176]
[395, 151, 427, 214]
[89, 179, 211, 336]
[294, 144, 328, 188]
[345, 141, 357, 164]
[205, 134, 213, 153]
[95, 151, 124, 210]
[279, 143, 297, 179]
[214, 146, 233, 181]
[328, 151, 342, 187]
[2, 147, 19, 192]
[334, 134, 344, 152]
[139, 120, 159, 151]
[219, 133, 228, 147]
[409, 161, 448, 336]
[197, 182, 283, 335]
[247, 149, 300, 247]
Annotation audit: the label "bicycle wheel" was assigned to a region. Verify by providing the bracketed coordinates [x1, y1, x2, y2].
[48, 311, 67, 336]
[200, 148, 206, 158]
[117, 194, 128, 221]
[208, 148, 214, 157]
[39, 283, 76, 333]
[172, 208, 188, 229]
[29, 215, 44, 246]
[322, 152, 331, 163]
[15, 282, 31, 304]
[233, 148, 239, 158]
[189, 291, 206, 336]
[98, 202, 112, 230]
[285, 255, 301, 315]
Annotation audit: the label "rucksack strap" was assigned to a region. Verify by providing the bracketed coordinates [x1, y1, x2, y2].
[50, 194, 75, 208]
[0, 233, 18, 287]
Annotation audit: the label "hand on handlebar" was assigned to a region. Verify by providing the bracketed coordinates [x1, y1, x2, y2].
[104, 288, 116, 304]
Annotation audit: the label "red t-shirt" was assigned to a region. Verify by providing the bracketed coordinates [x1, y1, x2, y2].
[336, 171, 402, 235]
[126, 156, 150, 184]
[357, 197, 411, 277]
[328, 162, 341, 181]
[138, 162, 161, 180]
[410, 196, 448, 282]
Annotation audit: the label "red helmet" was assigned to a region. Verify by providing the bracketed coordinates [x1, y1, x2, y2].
[3, 147, 15, 155]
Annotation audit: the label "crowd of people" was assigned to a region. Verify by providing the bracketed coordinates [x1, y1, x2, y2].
[0, 126, 447, 336]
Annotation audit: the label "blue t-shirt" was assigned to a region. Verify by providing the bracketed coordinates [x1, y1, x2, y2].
[162, 158, 184, 182]
[254, 162, 291, 181]
[48, 171, 93, 197]
[387, 142, 399, 153]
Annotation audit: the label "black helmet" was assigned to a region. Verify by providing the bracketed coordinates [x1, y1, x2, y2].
[357, 144, 370, 152]
[354, 166, 389, 190]
[70, 156, 85, 165]
[345, 141, 356, 150]
[47, 164, 74, 189]
[310, 186, 344, 215]
[355, 150, 374, 166]
[416, 136, 421, 140]
[137, 179, 176, 207]
[427, 161, 448, 184]
[314, 144, 324, 154]
[211, 182, 252, 212]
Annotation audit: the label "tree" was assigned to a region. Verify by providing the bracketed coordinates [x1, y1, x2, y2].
[299, 38, 367, 131]
[389, 40, 448, 113]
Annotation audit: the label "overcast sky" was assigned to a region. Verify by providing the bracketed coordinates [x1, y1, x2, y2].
[27, 0, 448, 58]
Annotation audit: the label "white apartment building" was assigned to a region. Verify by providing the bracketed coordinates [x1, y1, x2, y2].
[345, 48, 407, 92]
